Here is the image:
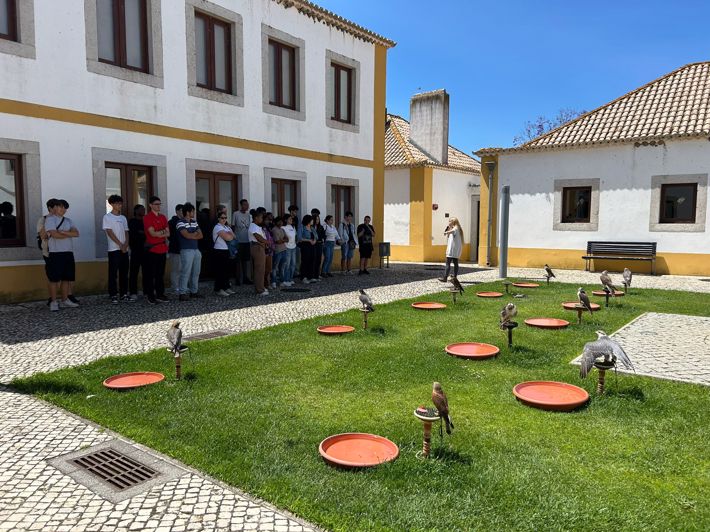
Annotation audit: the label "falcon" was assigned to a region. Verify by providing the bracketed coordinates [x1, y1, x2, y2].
[544, 264, 556, 281]
[579, 330, 635, 378]
[600, 270, 617, 296]
[450, 277, 465, 295]
[577, 287, 593, 315]
[622, 268, 633, 288]
[432, 382, 454, 435]
[499, 302, 517, 329]
[358, 289, 375, 312]
[166, 320, 185, 357]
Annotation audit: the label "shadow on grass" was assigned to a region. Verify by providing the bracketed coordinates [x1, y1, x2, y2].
[604, 385, 646, 402]
[11, 376, 87, 395]
[430, 445, 472, 465]
[368, 327, 388, 336]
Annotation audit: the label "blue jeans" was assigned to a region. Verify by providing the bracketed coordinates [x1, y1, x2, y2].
[322, 241, 335, 274]
[169, 253, 181, 292]
[272, 250, 287, 284]
[179, 248, 202, 294]
[284, 247, 297, 282]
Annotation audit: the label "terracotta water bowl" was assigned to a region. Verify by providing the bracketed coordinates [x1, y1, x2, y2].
[476, 291, 503, 298]
[512, 282, 540, 288]
[319, 433, 399, 469]
[591, 290, 625, 297]
[103, 372, 165, 390]
[513, 381, 589, 411]
[317, 325, 355, 335]
[561, 302, 601, 311]
[445, 342, 500, 360]
[411, 302, 447, 310]
[524, 318, 570, 329]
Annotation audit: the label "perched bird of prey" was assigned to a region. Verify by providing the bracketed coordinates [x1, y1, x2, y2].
[544, 264, 556, 281]
[579, 330, 635, 378]
[622, 268, 633, 288]
[450, 277, 465, 295]
[577, 287, 593, 315]
[499, 302, 518, 329]
[600, 270, 617, 296]
[358, 289, 375, 312]
[166, 320, 184, 357]
[432, 382, 454, 435]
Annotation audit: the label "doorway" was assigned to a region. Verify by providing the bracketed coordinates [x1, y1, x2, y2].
[469, 195, 480, 263]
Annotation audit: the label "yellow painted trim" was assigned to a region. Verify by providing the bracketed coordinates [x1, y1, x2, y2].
[371, 44, 387, 262]
[0, 98, 375, 168]
[478, 155, 498, 265]
[0, 262, 108, 304]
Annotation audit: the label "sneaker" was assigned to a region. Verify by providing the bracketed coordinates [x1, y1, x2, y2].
[61, 298, 79, 308]
[216, 289, 230, 297]
[258, 290, 270, 297]
[302, 278, 311, 284]
[358, 270, 364, 275]
[129, 294, 138, 302]
[121, 295, 132, 303]
[50, 301, 59, 312]
[155, 295, 169, 303]
[67, 295, 80, 304]
[243, 279, 253, 285]
[363, 269, 370, 275]
[46, 297, 52, 307]
[179, 294, 190, 302]
[225, 288, 236, 295]
[270, 283, 277, 289]
[111, 296, 119, 305]
[437, 277, 448, 283]
[147, 297, 157, 305]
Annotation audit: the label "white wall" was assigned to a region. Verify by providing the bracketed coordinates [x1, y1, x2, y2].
[383, 168, 410, 245]
[498, 139, 710, 254]
[431, 168, 476, 247]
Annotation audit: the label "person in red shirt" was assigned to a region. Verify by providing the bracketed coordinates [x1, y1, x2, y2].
[143, 196, 170, 304]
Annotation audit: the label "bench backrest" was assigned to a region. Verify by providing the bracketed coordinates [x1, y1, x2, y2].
[586, 241, 657, 256]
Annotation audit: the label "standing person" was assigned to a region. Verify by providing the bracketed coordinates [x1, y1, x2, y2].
[143, 196, 170, 304]
[282, 214, 297, 286]
[288, 205, 300, 278]
[440, 217, 464, 282]
[45, 200, 80, 311]
[357, 215, 375, 275]
[322, 215, 339, 277]
[298, 214, 317, 283]
[37, 198, 57, 306]
[103, 195, 130, 304]
[338, 211, 357, 274]
[262, 212, 275, 289]
[232, 199, 252, 285]
[212, 211, 235, 296]
[168, 204, 183, 294]
[311, 210, 325, 281]
[249, 209, 269, 296]
[177, 203, 203, 301]
[270, 215, 288, 287]
[128, 204, 146, 301]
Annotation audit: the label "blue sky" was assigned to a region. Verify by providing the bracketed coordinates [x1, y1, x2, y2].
[316, 0, 710, 154]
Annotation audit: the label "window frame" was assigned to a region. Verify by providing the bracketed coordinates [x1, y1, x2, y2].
[104, 162, 153, 216]
[659, 183, 698, 224]
[331, 62, 353, 124]
[97, 0, 149, 73]
[0, 152, 25, 247]
[271, 178, 298, 217]
[268, 39, 296, 111]
[194, 10, 232, 94]
[0, 0, 17, 42]
[195, 170, 240, 217]
[560, 185, 592, 224]
[331, 184, 353, 225]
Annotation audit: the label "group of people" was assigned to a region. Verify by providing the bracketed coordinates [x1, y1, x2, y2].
[38, 195, 378, 309]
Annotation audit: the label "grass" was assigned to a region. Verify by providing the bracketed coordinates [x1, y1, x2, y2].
[13, 281, 710, 531]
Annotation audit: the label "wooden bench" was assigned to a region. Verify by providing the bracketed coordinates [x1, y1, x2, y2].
[582, 241, 657, 275]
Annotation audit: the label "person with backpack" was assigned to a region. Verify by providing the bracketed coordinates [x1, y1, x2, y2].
[212, 211, 236, 296]
[44, 199, 80, 311]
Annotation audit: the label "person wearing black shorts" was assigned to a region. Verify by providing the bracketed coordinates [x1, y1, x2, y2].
[357, 215, 375, 275]
[44, 199, 80, 311]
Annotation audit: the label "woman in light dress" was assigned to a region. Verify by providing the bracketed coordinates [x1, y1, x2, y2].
[440, 217, 464, 282]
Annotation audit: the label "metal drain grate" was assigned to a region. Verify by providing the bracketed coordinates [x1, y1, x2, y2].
[183, 329, 232, 341]
[73, 448, 158, 490]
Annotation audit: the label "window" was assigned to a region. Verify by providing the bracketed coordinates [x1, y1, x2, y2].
[0, 0, 17, 42]
[105, 163, 152, 215]
[330, 185, 353, 225]
[659, 183, 697, 223]
[194, 11, 231, 93]
[561, 186, 592, 223]
[0, 153, 23, 247]
[97, 0, 148, 72]
[271, 179, 297, 217]
[268, 39, 296, 110]
[195, 171, 239, 221]
[330, 63, 352, 123]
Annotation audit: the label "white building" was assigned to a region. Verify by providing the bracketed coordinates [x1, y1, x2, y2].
[384, 90, 480, 262]
[0, 0, 394, 302]
[476, 62, 710, 276]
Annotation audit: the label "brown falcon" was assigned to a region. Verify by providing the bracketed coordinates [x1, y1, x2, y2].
[432, 382, 454, 435]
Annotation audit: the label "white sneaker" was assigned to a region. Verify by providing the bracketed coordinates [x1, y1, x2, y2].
[50, 301, 59, 312]
[216, 289, 230, 297]
[270, 283, 277, 289]
[259, 290, 270, 297]
[129, 294, 138, 301]
[302, 278, 311, 284]
[61, 298, 79, 308]
[225, 288, 236, 295]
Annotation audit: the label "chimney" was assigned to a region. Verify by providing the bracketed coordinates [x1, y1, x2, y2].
[409, 89, 449, 165]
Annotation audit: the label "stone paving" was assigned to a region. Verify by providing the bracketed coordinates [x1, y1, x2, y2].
[571, 312, 710, 386]
[2, 264, 710, 531]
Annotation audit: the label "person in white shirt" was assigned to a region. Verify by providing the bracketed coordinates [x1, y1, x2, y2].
[248, 209, 269, 296]
[212, 213, 235, 296]
[45, 199, 80, 311]
[440, 217, 464, 282]
[231, 199, 252, 285]
[103, 195, 130, 304]
[321, 215, 340, 277]
[338, 211, 357, 274]
[281, 214, 298, 285]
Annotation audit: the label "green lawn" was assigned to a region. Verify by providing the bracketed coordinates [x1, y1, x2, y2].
[13, 281, 710, 531]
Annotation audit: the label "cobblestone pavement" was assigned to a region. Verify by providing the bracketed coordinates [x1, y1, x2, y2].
[2, 264, 709, 531]
[571, 312, 710, 386]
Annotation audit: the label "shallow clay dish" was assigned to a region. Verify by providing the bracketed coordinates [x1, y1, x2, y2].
[524, 318, 570, 329]
[476, 291, 504, 298]
[103, 372, 165, 390]
[317, 325, 355, 335]
[591, 290, 625, 297]
[445, 342, 500, 360]
[561, 301, 601, 311]
[411, 302, 447, 310]
[319, 433, 399, 469]
[513, 381, 589, 411]
[512, 282, 540, 288]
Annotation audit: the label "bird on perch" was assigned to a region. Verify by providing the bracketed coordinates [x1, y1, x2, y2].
[577, 287, 594, 315]
[358, 289, 375, 312]
[450, 277, 465, 295]
[432, 382, 454, 435]
[622, 268, 633, 289]
[544, 264, 556, 281]
[499, 302, 518, 329]
[579, 330, 635, 378]
[600, 270, 617, 296]
[166, 320, 185, 357]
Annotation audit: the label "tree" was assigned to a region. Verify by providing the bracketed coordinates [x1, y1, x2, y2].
[513, 108, 586, 146]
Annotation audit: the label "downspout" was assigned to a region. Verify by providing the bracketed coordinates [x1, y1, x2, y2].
[484, 160, 496, 266]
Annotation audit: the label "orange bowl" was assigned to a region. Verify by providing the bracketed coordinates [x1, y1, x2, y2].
[524, 318, 570, 329]
[476, 291, 504, 298]
[317, 325, 355, 335]
[561, 301, 601, 311]
[411, 302, 447, 310]
[445, 342, 500, 359]
[512, 282, 539, 288]
[591, 290, 625, 297]
[103, 372, 165, 390]
[319, 433, 399, 468]
[513, 381, 589, 411]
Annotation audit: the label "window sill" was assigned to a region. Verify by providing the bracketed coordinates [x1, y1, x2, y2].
[0, 246, 43, 261]
[188, 85, 243, 107]
[326, 118, 359, 134]
[263, 102, 305, 121]
[649, 221, 705, 233]
[0, 38, 35, 59]
[87, 59, 164, 89]
[552, 221, 598, 232]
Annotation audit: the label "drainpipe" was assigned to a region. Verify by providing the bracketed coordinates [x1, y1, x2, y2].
[484, 160, 496, 266]
[499, 185, 510, 279]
